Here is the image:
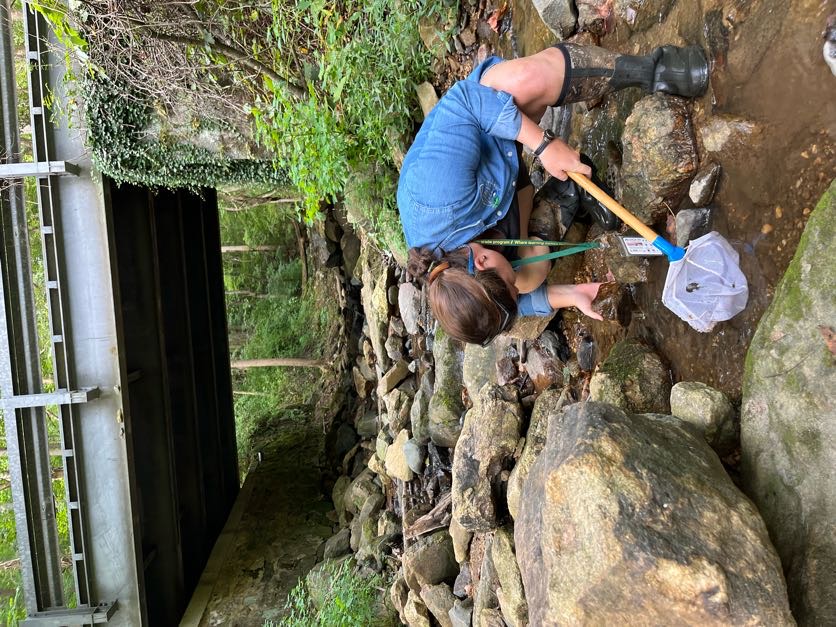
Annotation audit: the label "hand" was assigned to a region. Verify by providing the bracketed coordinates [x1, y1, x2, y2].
[539, 138, 592, 181]
[571, 282, 604, 321]
[546, 282, 603, 320]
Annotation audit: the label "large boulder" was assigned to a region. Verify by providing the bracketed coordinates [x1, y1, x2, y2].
[620, 93, 699, 224]
[428, 329, 466, 447]
[589, 338, 671, 414]
[741, 180, 836, 625]
[516, 402, 793, 626]
[451, 384, 523, 532]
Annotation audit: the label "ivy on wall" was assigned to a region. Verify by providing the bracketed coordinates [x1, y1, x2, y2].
[83, 76, 286, 190]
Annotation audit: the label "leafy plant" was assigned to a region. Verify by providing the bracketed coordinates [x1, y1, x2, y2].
[253, 0, 448, 221]
[277, 559, 393, 627]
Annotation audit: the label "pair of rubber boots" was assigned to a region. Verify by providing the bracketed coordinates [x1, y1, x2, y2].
[539, 155, 619, 232]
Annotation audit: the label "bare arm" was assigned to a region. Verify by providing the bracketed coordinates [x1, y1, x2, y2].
[547, 283, 603, 320]
[516, 114, 591, 181]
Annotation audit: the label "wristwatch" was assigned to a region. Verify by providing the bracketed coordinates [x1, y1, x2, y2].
[534, 129, 555, 157]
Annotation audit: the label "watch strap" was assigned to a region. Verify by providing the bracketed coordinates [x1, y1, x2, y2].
[534, 130, 554, 157]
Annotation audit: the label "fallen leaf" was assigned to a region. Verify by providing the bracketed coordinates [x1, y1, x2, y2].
[818, 325, 836, 356]
[487, 3, 508, 32]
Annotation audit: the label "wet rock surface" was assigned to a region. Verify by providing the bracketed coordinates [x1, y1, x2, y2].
[741, 181, 836, 626]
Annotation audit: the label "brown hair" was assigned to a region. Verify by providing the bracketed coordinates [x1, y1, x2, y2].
[407, 247, 517, 344]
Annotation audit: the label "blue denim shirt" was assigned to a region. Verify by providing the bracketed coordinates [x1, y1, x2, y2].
[398, 57, 552, 316]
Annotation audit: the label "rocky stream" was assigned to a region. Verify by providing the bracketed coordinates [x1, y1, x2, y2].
[203, 0, 836, 625]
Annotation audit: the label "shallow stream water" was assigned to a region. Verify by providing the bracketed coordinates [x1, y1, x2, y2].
[503, 0, 836, 401]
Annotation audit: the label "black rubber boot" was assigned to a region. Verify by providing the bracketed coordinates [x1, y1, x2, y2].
[533, 177, 580, 238]
[555, 43, 710, 105]
[577, 154, 620, 231]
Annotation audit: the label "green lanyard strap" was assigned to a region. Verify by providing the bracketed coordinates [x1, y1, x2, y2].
[475, 238, 600, 268]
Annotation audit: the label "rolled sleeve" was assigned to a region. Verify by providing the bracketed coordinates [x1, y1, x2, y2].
[517, 285, 553, 317]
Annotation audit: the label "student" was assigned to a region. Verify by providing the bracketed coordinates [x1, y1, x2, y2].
[398, 43, 708, 344]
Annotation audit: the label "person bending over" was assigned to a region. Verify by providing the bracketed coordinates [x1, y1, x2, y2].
[398, 42, 708, 345]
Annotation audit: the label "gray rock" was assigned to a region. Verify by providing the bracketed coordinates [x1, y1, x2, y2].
[344, 469, 381, 515]
[402, 438, 425, 474]
[391, 574, 410, 625]
[473, 537, 499, 626]
[675, 207, 713, 248]
[463, 339, 504, 400]
[428, 329, 466, 448]
[532, 0, 577, 39]
[341, 230, 361, 279]
[351, 492, 384, 552]
[589, 338, 671, 414]
[671, 381, 737, 456]
[411, 374, 433, 445]
[621, 94, 699, 224]
[453, 561, 472, 597]
[384, 387, 412, 435]
[387, 284, 399, 306]
[491, 528, 528, 627]
[524, 331, 565, 392]
[359, 241, 393, 371]
[354, 408, 378, 439]
[398, 282, 423, 336]
[390, 316, 406, 337]
[449, 517, 472, 564]
[508, 388, 569, 520]
[506, 311, 554, 341]
[420, 583, 456, 627]
[405, 590, 431, 627]
[378, 359, 410, 397]
[331, 475, 351, 523]
[741, 180, 836, 625]
[375, 430, 391, 462]
[385, 334, 404, 362]
[416, 81, 439, 119]
[402, 530, 458, 593]
[699, 115, 762, 153]
[614, 0, 674, 31]
[322, 528, 351, 560]
[385, 429, 415, 482]
[480, 608, 506, 627]
[449, 598, 473, 627]
[689, 162, 722, 206]
[352, 366, 372, 399]
[516, 402, 793, 625]
[452, 384, 522, 532]
[576, 0, 613, 31]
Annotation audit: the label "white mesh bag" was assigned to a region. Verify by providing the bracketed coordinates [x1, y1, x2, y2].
[662, 231, 749, 333]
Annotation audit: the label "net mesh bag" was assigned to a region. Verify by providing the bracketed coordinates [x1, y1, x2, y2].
[662, 231, 749, 332]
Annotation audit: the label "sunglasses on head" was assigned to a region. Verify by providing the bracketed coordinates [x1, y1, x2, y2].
[481, 298, 513, 347]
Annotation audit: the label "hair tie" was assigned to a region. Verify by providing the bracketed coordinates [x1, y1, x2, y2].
[428, 261, 450, 285]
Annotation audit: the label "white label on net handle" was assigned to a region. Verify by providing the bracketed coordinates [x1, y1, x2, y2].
[618, 236, 665, 256]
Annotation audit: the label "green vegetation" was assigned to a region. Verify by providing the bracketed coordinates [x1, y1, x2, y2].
[219, 193, 339, 469]
[276, 559, 394, 627]
[33, 0, 448, 237]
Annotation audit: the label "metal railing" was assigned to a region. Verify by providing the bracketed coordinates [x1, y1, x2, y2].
[0, 2, 114, 624]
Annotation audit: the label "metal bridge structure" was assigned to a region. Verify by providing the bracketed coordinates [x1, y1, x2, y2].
[0, 2, 240, 624]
